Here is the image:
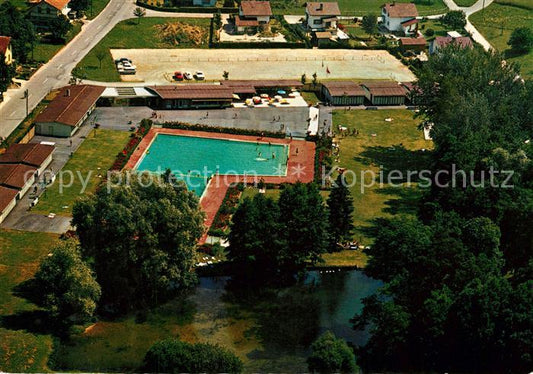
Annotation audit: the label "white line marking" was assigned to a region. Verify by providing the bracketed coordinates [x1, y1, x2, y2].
[10, 110, 17, 116]
[43, 78, 48, 83]
[96, 25, 103, 30]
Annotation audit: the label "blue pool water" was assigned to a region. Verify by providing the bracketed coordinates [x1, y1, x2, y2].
[136, 134, 289, 195]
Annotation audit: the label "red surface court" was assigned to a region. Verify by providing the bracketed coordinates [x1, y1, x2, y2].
[126, 128, 316, 242]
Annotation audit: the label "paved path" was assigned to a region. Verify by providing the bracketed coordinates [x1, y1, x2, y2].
[0, 0, 212, 139]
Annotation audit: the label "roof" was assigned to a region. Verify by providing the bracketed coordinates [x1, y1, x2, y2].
[433, 36, 473, 49]
[0, 186, 18, 214]
[0, 164, 36, 190]
[0, 143, 54, 167]
[382, 2, 418, 18]
[235, 15, 260, 27]
[401, 18, 419, 26]
[399, 36, 426, 46]
[0, 36, 11, 55]
[315, 31, 333, 39]
[447, 30, 462, 38]
[323, 81, 365, 96]
[43, 0, 70, 10]
[34, 85, 105, 127]
[240, 1, 272, 16]
[220, 79, 303, 89]
[148, 85, 235, 100]
[361, 81, 406, 96]
[306, 2, 341, 16]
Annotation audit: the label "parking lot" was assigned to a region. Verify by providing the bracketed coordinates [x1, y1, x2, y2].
[110, 48, 416, 84]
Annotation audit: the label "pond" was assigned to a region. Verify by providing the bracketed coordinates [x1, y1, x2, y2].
[54, 270, 381, 372]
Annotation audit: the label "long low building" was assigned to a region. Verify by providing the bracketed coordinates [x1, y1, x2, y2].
[321, 81, 366, 105]
[0, 143, 54, 176]
[147, 85, 235, 109]
[361, 81, 407, 106]
[0, 163, 37, 199]
[34, 85, 105, 137]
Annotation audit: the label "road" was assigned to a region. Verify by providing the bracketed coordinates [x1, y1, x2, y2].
[0, 0, 212, 139]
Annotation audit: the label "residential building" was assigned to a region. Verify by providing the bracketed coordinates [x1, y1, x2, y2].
[305, 2, 341, 31]
[381, 2, 418, 35]
[34, 85, 105, 137]
[321, 81, 365, 106]
[235, 1, 272, 33]
[399, 36, 427, 53]
[361, 81, 407, 105]
[429, 33, 473, 54]
[28, 0, 71, 30]
[0, 36, 13, 65]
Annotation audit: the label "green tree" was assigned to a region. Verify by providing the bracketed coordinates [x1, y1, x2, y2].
[69, 0, 89, 11]
[0, 2, 36, 62]
[144, 339, 243, 373]
[327, 174, 354, 248]
[307, 331, 358, 373]
[94, 48, 107, 68]
[133, 6, 146, 24]
[0, 53, 15, 93]
[301, 73, 307, 85]
[222, 70, 229, 80]
[278, 182, 329, 271]
[34, 239, 101, 322]
[361, 14, 377, 35]
[72, 171, 205, 313]
[312, 72, 318, 86]
[440, 10, 466, 30]
[50, 15, 72, 42]
[223, 0, 234, 6]
[213, 10, 222, 30]
[507, 27, 533, 54]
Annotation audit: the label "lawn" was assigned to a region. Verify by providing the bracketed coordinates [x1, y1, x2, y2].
[453, 0, 478, 6]
[30, 23, 83, 63]
[470, 2, 533, 78]
[332, 109, 432, 244]
[270, 0, 448, 16]
[0, 229, 59, 372]
[75, 17, 211, 82]
[33, 129, 131, 216]
[86, 0, 111, 19]
[419, 18, 456, 40]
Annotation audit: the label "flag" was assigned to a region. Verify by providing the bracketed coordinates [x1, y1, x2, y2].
[326, 66, 330, 74]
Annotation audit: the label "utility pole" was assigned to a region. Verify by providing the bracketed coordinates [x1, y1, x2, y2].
[21, 89, 29, 117]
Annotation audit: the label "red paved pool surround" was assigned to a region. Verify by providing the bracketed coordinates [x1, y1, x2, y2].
[125, 128, 316, 243]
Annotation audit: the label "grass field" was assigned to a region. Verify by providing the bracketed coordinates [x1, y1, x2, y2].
[453, 0, 478, 6]
[470, 2, 533, 78]
[75, 17, 211, 81]
[30, 23, 82, 63]
[0, 229, 59, 372]
[419, 18, 456, 40]
[331, 109, 432, 244]
[86, 0, 111, 19]
[33, 129, 130, 216]
[270, 0, 448, 15]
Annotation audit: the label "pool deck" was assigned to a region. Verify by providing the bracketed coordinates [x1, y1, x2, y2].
[126, 128, 316, 243]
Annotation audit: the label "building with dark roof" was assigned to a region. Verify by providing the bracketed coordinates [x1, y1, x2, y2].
[381, 2, 418, 35]
[236, 1, 272, 32]
[0, 186, 18, 224]
[429, 35, 473, 54]
[34, 85, 105, 137]
[0, 143, 54, 175]
[321, 81, 365, 105]
[148, 85, 235, 109]
[305, 2, 341, 31]
[0, 164, 37, 198]
[361, 81, 407, 105]
[399, 36, 427, 52]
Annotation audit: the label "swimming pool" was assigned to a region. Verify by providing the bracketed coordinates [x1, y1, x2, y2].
[136, 134, 289, 196]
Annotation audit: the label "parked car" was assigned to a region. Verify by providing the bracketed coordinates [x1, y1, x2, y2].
[194, 71, 205, 80]
[184, 71, 193, 80]
[173, 71, 184, 81]
[115, 58, 132, 64]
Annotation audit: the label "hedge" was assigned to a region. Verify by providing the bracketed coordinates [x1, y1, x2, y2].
[211, 41, 307, 49]
[162, 121, 286, 138]
[110, 119, 153, 171]
[207, 185, 240, 236]
[135, 1, 238, 13]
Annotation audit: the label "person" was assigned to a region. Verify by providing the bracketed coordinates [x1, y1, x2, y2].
[206, 112, 209, 118]
[69, 139, 73, 147]
[296, 147, 299, 155]
[272, 152, 276, 159]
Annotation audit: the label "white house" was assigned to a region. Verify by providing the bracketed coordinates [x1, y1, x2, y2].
[235, 1, 272, 32]
[305, 2, 341, 31]
[381, 2, 418, 35]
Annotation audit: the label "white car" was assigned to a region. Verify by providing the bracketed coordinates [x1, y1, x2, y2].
[194, 71, 205, 80]
[184, 71, 193, 80]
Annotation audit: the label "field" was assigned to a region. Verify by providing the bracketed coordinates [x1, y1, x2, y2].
[453, 0, 478, 6]
[75, 17, 211, 81]
[30, 23, 82, 63]
[269, 0, 448, 16]
[32, 129, 130, 216]
[0, 229, 59, 372]
[470, 2, 533, 78]
[331, 109, 433, 243]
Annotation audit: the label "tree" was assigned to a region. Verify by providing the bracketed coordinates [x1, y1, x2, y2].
[361, 14, 377, 35]
[213, 10, 222, 30]
[507, 27, 533, 54]
[312, 72, 318, 86]
[223, 0, 234, 7]
[441, 10, 466, 30]
[222, 70, 229, 80]
[144, 338, 243, 373]
[0, 53, 15, 93]
[72, 171, 205, 313]
[0, 2, 36, 62]
[307, 331, 358, 373]
[278, 182, 329, 271]
[301, 73, 307, 85]
[133, 7, 146, 24]
[327, 174, 354, 248]
[94, 48, 106, 68]
[69, 0, 89, 12]
[34, 239, 101, 322]
[50, 15, 73, 42]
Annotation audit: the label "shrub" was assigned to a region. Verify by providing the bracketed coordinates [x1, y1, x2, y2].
[425, 28, 435, 37]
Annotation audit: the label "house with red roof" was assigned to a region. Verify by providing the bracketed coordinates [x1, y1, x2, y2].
[235, 1, 272, 33]
[305, 2, 341, 31]
[381, 2, 419, 35]
[429, 32, 473, 54]
[0, 36, 13, 65]
[28, 0, 71, 30]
